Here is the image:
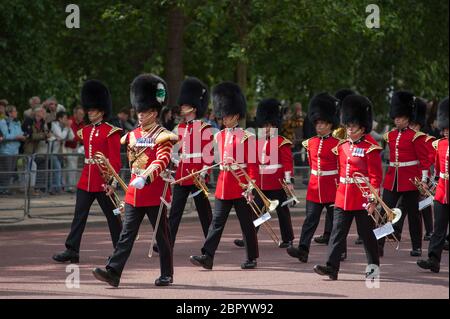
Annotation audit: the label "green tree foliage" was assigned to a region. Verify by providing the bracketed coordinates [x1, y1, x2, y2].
[0, 0, 447, 117]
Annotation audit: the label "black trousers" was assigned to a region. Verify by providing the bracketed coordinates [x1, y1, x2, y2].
[298, 200, 346, 253]
[428, 201, 449, 262]
[326, 208, 379, 271]
[168, 184, 212, 247]
[65, 188, 122, 253]
[107, 204, 173, 277]
[253, 189, 294, 242]
[202, 198, 259, 260]
[379, 186, 422, 250]
[422, 206, 434, 235]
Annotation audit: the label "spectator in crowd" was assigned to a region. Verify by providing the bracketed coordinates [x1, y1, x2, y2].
[43, 97, 66, 124]
[0, 105, 26, 195]
[112, 107, 135, 133]
[160, 106, 175, 131]
[23, 96, 41, 121]
[0, 99, 8, 120]
[292, 102, 305, 151]
[63, 105, 85, 192]
[128, 107, 137, 127]
[205, 111, 220, 130]
[22, 107, 52, 194]
[48, 111, 74, 194]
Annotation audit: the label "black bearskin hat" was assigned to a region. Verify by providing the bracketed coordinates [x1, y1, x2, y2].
[341, 94, 373, 133]
[177, 77, 209, 118]
[130, 74, 168, 113]
[335, 89, 356, 104]
[390, 91, 415, 119]
[212, 82, 246, 118]
[81, 80, 112, 118]
[437, 97, 449, 130]
[411, 97, 427, 128]
[256, 98, 282, 128]
[308, 92, 339, 129]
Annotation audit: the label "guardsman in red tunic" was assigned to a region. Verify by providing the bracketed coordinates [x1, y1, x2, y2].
[417, 97, 449, 273]
[190, 82, 260, 270]
[407, 98, 436, 241]
[92, 74, 178, 287]
[233, 98, 295, 248]
[314, 89, 354, 245]
[287, 93, 347, 263]
[53, 80, 122, 264]
[379, 91, 433, 257]
[314, 95, 382, 280]
[167, 77, 213, 249]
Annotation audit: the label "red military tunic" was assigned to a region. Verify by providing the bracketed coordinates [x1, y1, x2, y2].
[334, 135, 383, 211]
[174, 120, 214, 186]
[257, 135, 293, 191]
[383, 128, 432, 192]
[433, 138, 449, 205]
[303, 134, 340, 204]
[123, 124, 178, 207]
[215, 127, 258, 200]
[77, 122, 122, 192]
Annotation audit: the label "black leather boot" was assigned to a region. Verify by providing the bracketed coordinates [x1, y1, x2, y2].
[92, 268, 120, 287]
[313, 264, 338, 280]
[52, 250, 79, 263]
[190, 254, 213, 270]
[155, 275, 173, 286]
[278, 241, 293, 248]
[417, 257, 440, 273]
[410, 248, 422, 257]
[241, 259, 257, 269]
[313, 234, 329, 245]
[233, 239, 245, 248]
[286, 246, 308, 263]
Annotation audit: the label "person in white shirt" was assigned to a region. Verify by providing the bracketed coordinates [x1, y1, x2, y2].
[49, 111, 74, 194]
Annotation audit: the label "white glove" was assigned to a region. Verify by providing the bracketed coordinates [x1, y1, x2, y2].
[130, 176, 146, 189]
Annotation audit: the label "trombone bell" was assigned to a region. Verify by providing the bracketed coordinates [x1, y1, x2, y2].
[268, 199, 279, 212]
[390, 208, 402, 225]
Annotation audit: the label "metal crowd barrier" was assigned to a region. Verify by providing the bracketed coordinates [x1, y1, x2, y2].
[0, 151, 388, 224]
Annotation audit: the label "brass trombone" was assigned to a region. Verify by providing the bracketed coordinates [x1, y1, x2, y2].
[352, 172, 402, 249]
[92, 151, 128, 216]
[224, 157, 281, 246]
[279, 179, 300, 207]
[189, 169, 210, 198]
[410, 176, 435, 198]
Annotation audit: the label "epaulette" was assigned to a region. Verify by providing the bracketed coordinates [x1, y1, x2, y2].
[365, 139, 383, 154]
[332, 139, 347, 155]
[302, 138, 311, 150]
[412, 131, 426, 142]
[77, 128, 83, 140]
[425, 135, 435, 143]
[383, 129, 394, 142]
[105, 122, 123, 137]
[200, 121, 212, 130]
[240, 130, 255, 143]
[279, 136, 293, 148]
[432, 138, 443, 150]
[155, 128, 179, 145]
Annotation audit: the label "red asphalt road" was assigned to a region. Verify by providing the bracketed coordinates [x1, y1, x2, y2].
[0, 215, 448, 299]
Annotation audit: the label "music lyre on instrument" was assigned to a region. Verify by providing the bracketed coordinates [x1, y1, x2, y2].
[352, 171, 402, 250]
[279, 179, 300, 207]
[224, 157, 281, 246]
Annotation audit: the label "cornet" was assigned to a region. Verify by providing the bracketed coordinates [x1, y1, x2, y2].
[189, 169, 210, 198]
[93, 152, 128, 216]
[352, 172, 402, 249]
[279, 179, 300, 207]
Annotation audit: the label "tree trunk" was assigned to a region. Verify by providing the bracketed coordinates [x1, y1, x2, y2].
[165, 6, 185, 107]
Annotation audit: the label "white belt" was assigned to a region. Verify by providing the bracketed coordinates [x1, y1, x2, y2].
[131, 168, 146, 175]
[440, 172, 449, 180]
[220, 164, 247, 171]
[389, 160, 419, 167]
[259, 164, 282, 174]
[180, 153, 203, 159]
[84, 158, 95, 164]
[311, 169, 338, 176]
[340, 176, 368, 184]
